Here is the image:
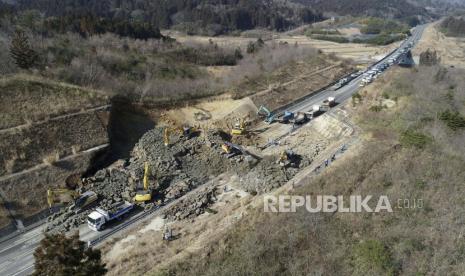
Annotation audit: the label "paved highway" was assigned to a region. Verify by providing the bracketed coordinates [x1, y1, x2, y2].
[287, 24, 427, 114]
[0, 24, 426, 276]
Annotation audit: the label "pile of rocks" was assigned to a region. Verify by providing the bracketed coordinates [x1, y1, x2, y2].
[46, 126, 315, 233]
[163, 184, 218, 220]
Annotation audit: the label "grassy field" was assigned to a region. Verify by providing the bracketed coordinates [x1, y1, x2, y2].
[0, 75, 109, 129]
[158, 66, 465, 275]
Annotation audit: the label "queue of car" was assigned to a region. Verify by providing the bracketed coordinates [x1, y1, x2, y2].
[359, 41, 414, 87]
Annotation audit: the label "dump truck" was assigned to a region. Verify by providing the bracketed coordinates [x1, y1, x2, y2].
[293, 112, 308, 124]
[323, 97, 336, 108]
[311, 105, 324, 117]
[281, 111, 294, 123]
[280, 111, 308, 124]
[87, 201, 134, 231]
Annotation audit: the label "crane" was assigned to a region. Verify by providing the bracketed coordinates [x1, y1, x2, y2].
[134, 162, 152, 203]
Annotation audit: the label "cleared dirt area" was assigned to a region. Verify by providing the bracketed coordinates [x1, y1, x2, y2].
[413, 21, 465, 68]
[163, 97, 257, 129]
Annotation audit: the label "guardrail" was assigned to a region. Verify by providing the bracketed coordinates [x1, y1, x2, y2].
[270, 70, 358, 117]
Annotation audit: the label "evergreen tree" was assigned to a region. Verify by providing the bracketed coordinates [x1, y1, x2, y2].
[33, 232, 107, 276]
[9, 29, 38, 69]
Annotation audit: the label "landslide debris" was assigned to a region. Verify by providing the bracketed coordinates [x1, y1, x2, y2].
[46, 126, 316, 233]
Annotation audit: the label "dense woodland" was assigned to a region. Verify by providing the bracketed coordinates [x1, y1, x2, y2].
[292, 0, 431, 20]
[9, 0, 323, 35]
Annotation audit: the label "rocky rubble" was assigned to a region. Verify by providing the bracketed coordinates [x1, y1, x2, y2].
[238, 155, 312, 194]
[163, 184, 218, 220]
[46, 126, 317, 233]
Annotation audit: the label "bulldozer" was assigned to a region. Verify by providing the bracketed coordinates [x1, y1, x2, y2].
[164, 125, 199, 146]
[134, 162, 152, 203]
[230, 115, 250, 136]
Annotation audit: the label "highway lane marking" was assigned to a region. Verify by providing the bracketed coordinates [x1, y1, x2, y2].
[0, 247, 36, 270]
[10, 263, 34, 276]
[0, 260, 13, 272]
[12, 248, 37, 261]
[0, 231, 43, 254]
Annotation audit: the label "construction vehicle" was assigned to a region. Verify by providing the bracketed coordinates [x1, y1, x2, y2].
[69, 191, 98, 213]
[278, 150, 297, 168]
[257, 105, 276, 124]
[47, 188, 79, 208]
[164, 125, 198, 146]
[281, 111, 294, 123]
[231, 115, 250, 135]
[293, 112, 308, 124]
[281, 111, 308, 124]
[311, 105, 323, 117]
[222, 141, 261, 160]
[323, 97, 336, 108]
[87, 201, 134, 231]
[47, 188, 98, 212]
[222, 142, 242, 158]
[134, 162, 152, 203]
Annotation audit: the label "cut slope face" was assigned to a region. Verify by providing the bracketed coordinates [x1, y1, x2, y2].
[0, 76, 110, 228]
[0, 75, 109, 129]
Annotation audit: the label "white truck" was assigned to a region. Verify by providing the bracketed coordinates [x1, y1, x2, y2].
[87, 201, 134, 231]
[323, 97, 336, 108]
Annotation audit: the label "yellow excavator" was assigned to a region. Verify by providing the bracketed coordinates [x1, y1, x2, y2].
[278, 150, 297, 168]
[134, 162, 152, 203]
[164, 125, 198, 146]
[47, 188, 79, 208]
[47, 188, 98, 212]
[230, 115, 250, 135]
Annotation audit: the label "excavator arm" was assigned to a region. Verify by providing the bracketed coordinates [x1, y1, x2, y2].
[164, 125, 199, 146]
[134, 162, 152, 203]
[47, 188, 79, 208]
[143, 162, 149, 191]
